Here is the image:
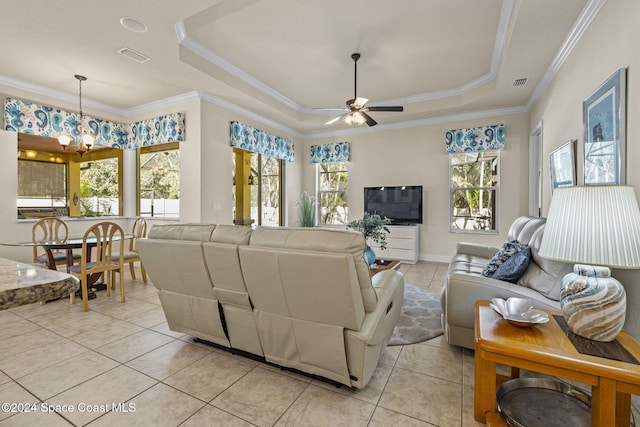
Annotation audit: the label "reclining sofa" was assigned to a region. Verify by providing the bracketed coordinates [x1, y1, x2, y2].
[137, 224, 404, 389]
[441, 216, 572, 349]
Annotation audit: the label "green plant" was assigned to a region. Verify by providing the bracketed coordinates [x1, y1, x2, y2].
[347, 212, 391, 250]
[297, 191, 317, 227]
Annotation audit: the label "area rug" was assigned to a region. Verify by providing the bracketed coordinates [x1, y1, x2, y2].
[388, 284, 444, 346]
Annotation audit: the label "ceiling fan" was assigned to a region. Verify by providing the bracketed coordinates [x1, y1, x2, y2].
[316, 53, 403, 127]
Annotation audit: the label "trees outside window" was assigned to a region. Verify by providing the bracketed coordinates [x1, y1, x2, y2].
[450, 151, 499, 232]
[80, 157, 120, 216]
[139, 143, 180, 218]
[318, 162, 348, 225]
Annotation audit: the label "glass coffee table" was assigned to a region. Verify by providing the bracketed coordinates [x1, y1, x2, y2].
[474, 300, 640, 427]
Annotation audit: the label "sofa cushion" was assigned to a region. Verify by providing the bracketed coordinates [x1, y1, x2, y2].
[492, 247, 531, 283]
[481, 241, 529, 277]
[518, 225, 573, 301]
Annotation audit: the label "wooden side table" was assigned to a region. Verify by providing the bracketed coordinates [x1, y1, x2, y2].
[369, 259, 400, 277]
[474, 300, 640, 427]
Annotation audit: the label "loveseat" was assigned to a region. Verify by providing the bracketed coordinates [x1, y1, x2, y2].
[137, 224, 404, 389]
[440, 216, 573, 349]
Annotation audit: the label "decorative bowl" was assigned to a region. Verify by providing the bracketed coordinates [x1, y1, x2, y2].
[490, 297, 549, 328]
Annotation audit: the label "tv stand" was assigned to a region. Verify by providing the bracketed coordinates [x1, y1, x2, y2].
[369, 224, 419, 264]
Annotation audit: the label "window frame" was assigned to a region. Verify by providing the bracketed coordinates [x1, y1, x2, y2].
[137, 142, 180, 218]
[77, 148, 124, 217]
[449, 151, 500, 233]
[316, 161, 349, 226]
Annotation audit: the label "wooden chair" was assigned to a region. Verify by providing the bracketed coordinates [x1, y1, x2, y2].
[69, 222, 125, 312]
[111, 217, 147, 283]
[32, 217, 81, 271]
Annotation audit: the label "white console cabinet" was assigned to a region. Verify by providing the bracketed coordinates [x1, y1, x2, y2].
[369, 224, 420, 264]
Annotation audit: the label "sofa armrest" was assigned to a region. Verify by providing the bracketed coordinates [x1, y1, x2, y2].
[443, 272, 560, 330]
[456, 242, 499, 259]
[346, 270, 404, 346]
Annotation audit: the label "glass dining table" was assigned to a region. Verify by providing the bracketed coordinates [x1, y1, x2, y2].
[1, 234, 135, 299]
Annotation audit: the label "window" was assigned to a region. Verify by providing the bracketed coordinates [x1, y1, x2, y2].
[450, 151, 499, 231]
[251, 153, 282, 226]
[232, 150, 283, 226]
[79, 155, 122, 217]
[317, 162, 348, 225]
[138, 142, 180, 218]
[17, 159, 67, 216]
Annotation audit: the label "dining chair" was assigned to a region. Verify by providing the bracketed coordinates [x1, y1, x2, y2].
[69, 221, 125, 312]
[111, 217, 147, 283]
[32, 217, 81, 271]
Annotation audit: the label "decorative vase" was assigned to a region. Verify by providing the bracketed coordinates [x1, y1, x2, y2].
[365, 245, 376, 267]
[560, 264, 626, 342]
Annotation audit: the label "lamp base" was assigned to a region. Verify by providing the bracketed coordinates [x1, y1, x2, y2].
[561, 264, 626, 342]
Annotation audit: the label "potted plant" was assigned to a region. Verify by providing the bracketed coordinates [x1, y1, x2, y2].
[347, 212, 391, 266]
[297, 191, 317, 227]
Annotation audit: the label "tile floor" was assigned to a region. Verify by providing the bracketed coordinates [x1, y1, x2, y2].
[0, 261, 637, 426]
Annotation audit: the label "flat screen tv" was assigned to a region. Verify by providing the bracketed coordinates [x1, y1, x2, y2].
[364, 186, 423, 225]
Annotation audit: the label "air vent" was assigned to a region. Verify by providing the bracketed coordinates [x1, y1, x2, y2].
[513, 78, 528, 87]
[117, 47, 150, 63]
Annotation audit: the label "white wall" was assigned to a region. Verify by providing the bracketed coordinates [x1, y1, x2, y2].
[301, 112, 531, 260]
[531, 0, 640, 338]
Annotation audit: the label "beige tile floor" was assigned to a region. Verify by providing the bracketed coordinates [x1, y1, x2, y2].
[0, 261, 637, 426]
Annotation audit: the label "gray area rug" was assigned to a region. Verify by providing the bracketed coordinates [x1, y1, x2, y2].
[388, 284, 444, 346]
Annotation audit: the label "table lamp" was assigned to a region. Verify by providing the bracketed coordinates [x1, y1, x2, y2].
[538, 185, 640, 342]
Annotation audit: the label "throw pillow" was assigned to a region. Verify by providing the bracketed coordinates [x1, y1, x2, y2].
[481, 241, 529, 278]
[492, 247, 531, 283]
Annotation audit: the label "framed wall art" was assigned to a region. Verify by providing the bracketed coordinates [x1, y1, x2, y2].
[583, 68, 626, 185]
[549, 139, 576, 192]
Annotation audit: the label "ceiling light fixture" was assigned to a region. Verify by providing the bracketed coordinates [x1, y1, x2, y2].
[57, 75, 95, 156]
[119, 17, 148, 33]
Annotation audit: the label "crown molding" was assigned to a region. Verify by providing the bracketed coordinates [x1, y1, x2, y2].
[0, 74, 123, 116]
[527, 0, 607, 110]
[199, 91, 305, 139]
[305, 105, 529, 140]
[175, 0, 515, 112]
[122, 91, 201, 116]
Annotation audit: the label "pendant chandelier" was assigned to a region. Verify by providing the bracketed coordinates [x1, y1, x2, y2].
[57, 75, 95, 156]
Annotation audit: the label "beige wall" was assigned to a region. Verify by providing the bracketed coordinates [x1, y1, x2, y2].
[301, 112, 531, 260]
[531, 0, 640, 337]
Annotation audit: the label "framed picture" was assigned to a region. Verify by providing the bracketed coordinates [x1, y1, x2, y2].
[583, 68, 626, 185]
[549, 140, 576, 192]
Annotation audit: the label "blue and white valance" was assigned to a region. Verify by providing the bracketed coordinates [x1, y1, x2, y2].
[4, 98, 185, 149]
[310, 141, 350, 164]
[230, 121, 294, 162]
[126, 113, 185, 149]
[445, 124, 505, 153]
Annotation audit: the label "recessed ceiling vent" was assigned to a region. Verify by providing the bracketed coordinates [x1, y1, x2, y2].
[117, 47, 150, 63]
[513, 78, 528, 87]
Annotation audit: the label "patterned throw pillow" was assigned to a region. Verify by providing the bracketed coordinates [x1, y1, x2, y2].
[481, 241, 529, 278]
[492, 247, 531, 283]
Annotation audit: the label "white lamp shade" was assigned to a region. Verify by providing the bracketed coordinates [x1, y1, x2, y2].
[539, 185, 640, 268]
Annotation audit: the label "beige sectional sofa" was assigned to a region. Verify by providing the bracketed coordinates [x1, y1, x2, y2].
[137, 224, 404, 389]
[441, 216, 573, 349]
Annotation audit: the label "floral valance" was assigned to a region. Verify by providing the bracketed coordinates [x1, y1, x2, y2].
[4, 98, 185, 149]
[230, 121, 294, 162]
[445, 124, 505, 153]
[310, 141, 350, 164]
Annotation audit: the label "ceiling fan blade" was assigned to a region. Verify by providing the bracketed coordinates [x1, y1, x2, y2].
[313, 108, 347, 111]
[366, 106, 404, 112]
[325, 114, 346, 125]
[360, 111, 377, 127]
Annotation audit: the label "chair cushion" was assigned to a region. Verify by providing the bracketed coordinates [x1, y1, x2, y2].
[35, 252, 81, 263]
[492, 247, 531, 283]
[111, 251, 139, 260]
[481, 241, 529, 277]
[69, 261, 119, 274]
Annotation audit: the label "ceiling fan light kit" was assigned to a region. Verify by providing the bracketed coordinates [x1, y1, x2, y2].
[318, 53, 404, 127]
